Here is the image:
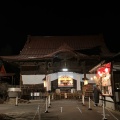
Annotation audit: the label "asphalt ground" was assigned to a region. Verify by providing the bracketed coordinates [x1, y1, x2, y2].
[0, 99, 120, 120]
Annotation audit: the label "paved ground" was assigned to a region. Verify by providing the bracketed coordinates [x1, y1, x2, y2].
[0, 99, 120, 120]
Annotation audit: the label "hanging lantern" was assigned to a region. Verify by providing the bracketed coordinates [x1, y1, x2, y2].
[43, 75, 47, 87]
[43, 80, 46, 87]
[82, 72, 89, 85]
[84, 79, 88, 85]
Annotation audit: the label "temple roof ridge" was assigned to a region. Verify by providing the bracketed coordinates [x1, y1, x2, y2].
[57, 43, 74, 51]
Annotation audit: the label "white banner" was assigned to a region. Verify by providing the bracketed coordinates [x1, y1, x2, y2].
[22, 75, 45, 84]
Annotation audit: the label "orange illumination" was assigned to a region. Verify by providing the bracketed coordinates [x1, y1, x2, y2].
[84, 80, 88, 85]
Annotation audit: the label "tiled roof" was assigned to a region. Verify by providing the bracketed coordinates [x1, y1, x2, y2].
[0, 34, 115, 61]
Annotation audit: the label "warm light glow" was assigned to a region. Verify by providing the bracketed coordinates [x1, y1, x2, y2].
[90, 77, 93, 80]
[58, 75, 73, 87]
[62, 68, 68, 71]
[105, 68, 108, 73]
[44, 81, 47, 87]
[84, 80, 88, 85]
[98, 71, 101, 74]
[94, 76, 97, 80]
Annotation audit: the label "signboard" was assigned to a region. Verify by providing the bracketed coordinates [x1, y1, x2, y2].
[96, 62, 113, 96]
[58, 75, 73, 87]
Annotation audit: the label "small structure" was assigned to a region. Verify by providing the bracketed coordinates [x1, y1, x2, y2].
[8, 87, 21, 98]
[8, 87, 21, 105]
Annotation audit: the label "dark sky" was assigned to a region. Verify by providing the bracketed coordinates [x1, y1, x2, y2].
[0, 2, 120, 55]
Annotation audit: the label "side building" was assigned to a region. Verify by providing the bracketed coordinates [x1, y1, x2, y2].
[89, 52, 120, 111]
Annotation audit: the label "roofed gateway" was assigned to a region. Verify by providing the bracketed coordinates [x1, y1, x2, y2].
[0, 34, 116, 104]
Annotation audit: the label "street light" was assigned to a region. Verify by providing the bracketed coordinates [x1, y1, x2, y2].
[62, 60, 68, 72]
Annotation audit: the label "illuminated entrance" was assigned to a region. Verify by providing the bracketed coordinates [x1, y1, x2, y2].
[58, 75, 73, 87]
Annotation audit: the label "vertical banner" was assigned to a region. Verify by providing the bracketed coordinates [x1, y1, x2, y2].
[46, 75, 51, 91]
[46, 75, 48, 91]
[48, 75, 51, 91]
[77, 74, 81, 90]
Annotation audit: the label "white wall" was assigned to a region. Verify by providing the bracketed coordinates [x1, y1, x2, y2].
[73, 73, 81, 90]
[22, 73, 95, 85]
[49, 73, 58, 81]
[58, 72, 73, 78]
[22, 75, 45, 84]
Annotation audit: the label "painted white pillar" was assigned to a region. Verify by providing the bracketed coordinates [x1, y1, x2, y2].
[45, 97, 49, 113]
[46, 75, 51, 91]
[102, 97, 107, 120]
[82, 94, 85, 106]
[88, 96, 92, 110]
[48, 94, 51, 108]
[15, 96, 18, 106]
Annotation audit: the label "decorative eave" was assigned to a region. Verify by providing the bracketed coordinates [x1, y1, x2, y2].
[0, 44, 101, 62]
[89, 52, 120, 73]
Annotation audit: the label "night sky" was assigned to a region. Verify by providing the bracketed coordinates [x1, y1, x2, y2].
[0, 2, 120, 55]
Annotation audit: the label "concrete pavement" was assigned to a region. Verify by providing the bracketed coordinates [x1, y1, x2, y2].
[0, 99, 120, 120]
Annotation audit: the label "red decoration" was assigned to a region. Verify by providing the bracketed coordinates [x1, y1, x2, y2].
[97, 63, 111, 77]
